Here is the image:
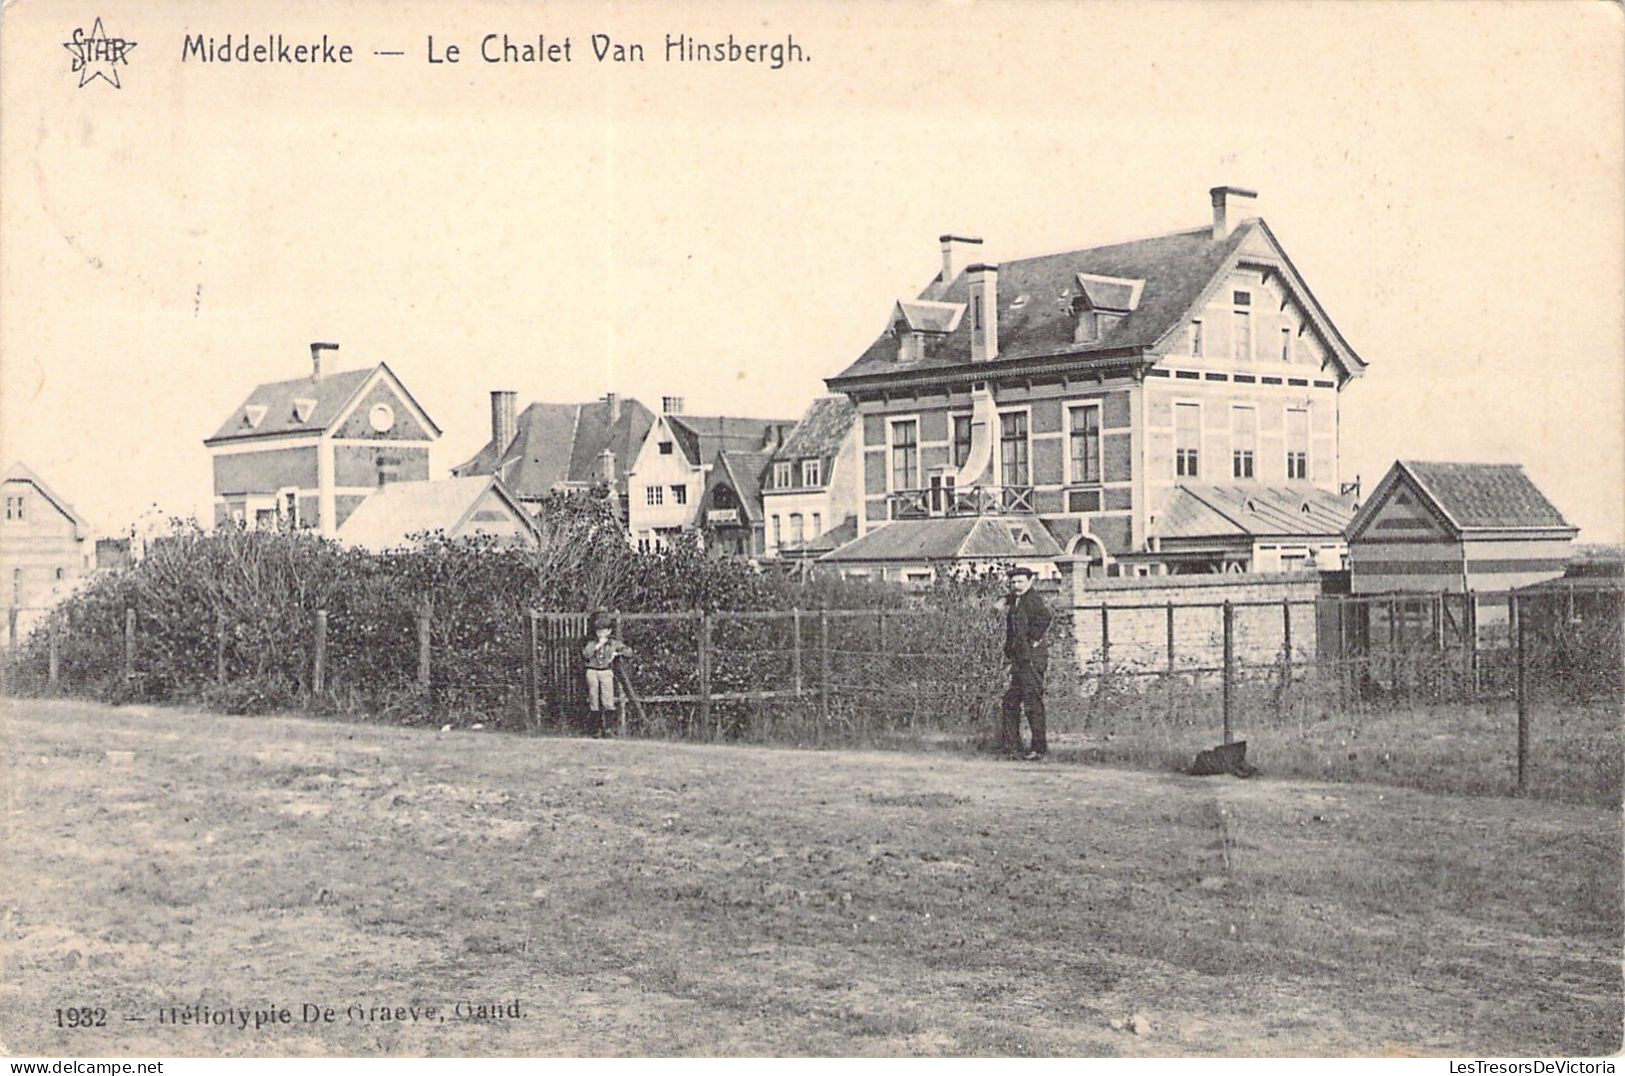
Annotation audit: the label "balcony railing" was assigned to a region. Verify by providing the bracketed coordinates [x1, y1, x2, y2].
[887, 484, 1035, 520]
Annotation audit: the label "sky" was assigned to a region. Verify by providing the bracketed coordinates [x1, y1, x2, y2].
[3, 0, 1622, 541]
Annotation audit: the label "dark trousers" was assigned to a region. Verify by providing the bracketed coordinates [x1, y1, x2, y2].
[1001, 660, 1047, 754]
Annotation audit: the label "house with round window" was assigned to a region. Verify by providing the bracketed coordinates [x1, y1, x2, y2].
[203, 342, 441, 535]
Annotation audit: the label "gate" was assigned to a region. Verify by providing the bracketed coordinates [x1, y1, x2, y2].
[534, 611, 590, 724]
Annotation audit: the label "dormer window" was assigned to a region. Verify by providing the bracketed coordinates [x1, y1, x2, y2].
[242, 405, 268, 429]
[801, 459, 821, 487]
[292, 397, 317, 424]
[773, 461, 792, 488]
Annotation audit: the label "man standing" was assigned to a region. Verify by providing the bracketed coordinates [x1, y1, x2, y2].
[1001, 565, 1052, 760]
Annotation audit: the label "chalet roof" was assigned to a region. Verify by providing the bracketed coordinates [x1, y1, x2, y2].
[829, 218, 1366, 386]
[772, 395, 857, 463]
[666, 415, 795, 469]
[1347, 461, 1575, 538]
[819, 516, 1063, 563]
[335, 476, 537, 551]
[452, 397, 656, 498]
[1154, 484, 1357, 540]
[709, 450, 774, 523]
[2, 462, 90, 539]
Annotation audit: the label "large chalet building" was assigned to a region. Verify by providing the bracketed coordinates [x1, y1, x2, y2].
[2, 463, 93, 638]
[822, 187, 1367, 578]
[204, 343, 440, 535]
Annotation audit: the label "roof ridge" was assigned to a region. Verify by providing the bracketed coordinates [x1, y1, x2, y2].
[989, 224, 1216, 269]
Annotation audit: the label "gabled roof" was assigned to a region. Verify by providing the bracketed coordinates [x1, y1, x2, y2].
[708, 450, 774, 523]
[819, 516, 1063, 563]
[205, 362, 441, 445]
[895, 299, 965, 334]
[452, 397, 656, 498]
[666, 415, 795, 469]
[772, 395, 857, 463]
[1348, 461, 1575, 540]
[1154, 484, 1357, 541]
[829, 217, 1366, 386]
[780, 514, 859, 558]
[2, 462, 90, 539]
[335, 476, 538, 551]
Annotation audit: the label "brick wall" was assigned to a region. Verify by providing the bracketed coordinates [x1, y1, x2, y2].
[1062, 568, 1324, 673]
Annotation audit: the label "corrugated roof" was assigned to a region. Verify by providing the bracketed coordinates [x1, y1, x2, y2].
[773, 395, 856, 462]
[205, 367, 374, 443]
[1154, 484, 1357, 540]
[453, 398, 655, 498]
[336, 476, 536, 551]
[3, 461, 90, 539]
[1400, 461, 1573, 531]
[820, 516, 1062, 563]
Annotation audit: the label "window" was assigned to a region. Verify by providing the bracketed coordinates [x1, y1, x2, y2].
[772, 515, 782, 548]
[890, 420, 918, 491]
[928, 472, 956, 514]
[1231, 406, 1257, 479]
[1068, 405, 1102, 484]
[801, 459, 821, 487]
[3, 494, 22, 522]
[671, 484, 687, 506]
[1175, 403, 1201, 477]
[972, 294, 983, 331]
[773, 461, 791, 487]
[1286, 408, 1310, 480]
[1233, 290, 1252, 306]
[646, 485, 664, 506]
[1190, 320, 1204, 357]
[811, 512, 822, 537]
[999, 411, 1030, 486]
[790, 513, 804, 544]
[952, 415, 973, 468]
[1232, 309, 1252, 360]
[1281, 327, 1293, 363]
[659, 441, 674, 456]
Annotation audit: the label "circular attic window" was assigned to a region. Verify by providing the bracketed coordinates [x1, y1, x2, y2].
[369, 403, 396, 433]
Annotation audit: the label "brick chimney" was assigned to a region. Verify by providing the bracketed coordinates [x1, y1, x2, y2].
[604, 392, 621, 424]
[1210, 185, 1259, 240]
[967, 264, 998, 362]
[309, 341, 340, 380]
[490, 390, 517, 455]
[938, 234, 983, 298]
[662, 395, 685, 415]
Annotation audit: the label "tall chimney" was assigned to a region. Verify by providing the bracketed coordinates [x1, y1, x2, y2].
[662, 395, 685, 415]
[309, 341, 340, 380]
[1210, 185, 1260, 240]
[967, 264, 999, 362]
[605, 392, 621, 424]
[938, 234, 984, 298]
[490, 390, 517, 456]
[598, 448, 615, 483]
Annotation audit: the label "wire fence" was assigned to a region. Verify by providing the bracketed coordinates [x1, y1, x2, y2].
[5, 580, 1620, 805]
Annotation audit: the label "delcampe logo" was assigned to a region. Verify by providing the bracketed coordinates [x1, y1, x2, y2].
[63, 17, 138, 88]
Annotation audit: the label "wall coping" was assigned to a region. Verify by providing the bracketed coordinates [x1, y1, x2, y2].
[1068, 570, 1326, 593]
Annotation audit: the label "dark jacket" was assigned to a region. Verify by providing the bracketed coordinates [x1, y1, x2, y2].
[1004, 588, 1052, 665]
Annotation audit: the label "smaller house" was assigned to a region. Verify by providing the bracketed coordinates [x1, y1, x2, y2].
[761, 395, 861, 556]
[818, 515, 1061, 584]
[1346, 460, 1577, 593]
[451, 391, 656, 519]
[626, 398, 795, 551]
[2, 463, 93, 636]
[1124, 483, 1356, 576]
[336, 476, 539, 552]
[698, 450, 773, 557]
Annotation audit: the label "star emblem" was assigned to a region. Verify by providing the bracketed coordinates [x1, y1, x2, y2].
[63, 18, 137, 89]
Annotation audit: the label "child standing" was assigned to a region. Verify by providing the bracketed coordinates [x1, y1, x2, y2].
[582, 610, 631, 736]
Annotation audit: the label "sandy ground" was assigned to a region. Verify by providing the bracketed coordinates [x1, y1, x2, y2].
[1, 697, 1619, 1057]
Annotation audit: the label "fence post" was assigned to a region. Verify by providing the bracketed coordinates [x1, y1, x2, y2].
[791, 608, 803, 696]
[123, 608, 135, 680]
[416, 603, 432, 692]
[818, 609, 830, 729]
[525, 611, 540, 729]
[48, 620, 60, 691]
[1166, 602, 1176, 672]
[310, 610, 327, 703]
[1281, 597, 1293, 687]
[1221, 601, 1234, 745]
[215, 610, 228, 685]
[1099, 605, 1111, 691]
[698, 611, 713, 740]
[1466, 591, 1479, 696]
[1334, 598, 1348, 709]
[1515, 593, 1528, 794]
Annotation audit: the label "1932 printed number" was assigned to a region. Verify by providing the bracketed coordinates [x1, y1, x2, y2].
[56, 1007, 107, 1028]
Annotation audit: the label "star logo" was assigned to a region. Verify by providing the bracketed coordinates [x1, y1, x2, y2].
[63, 18, 137, 89]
